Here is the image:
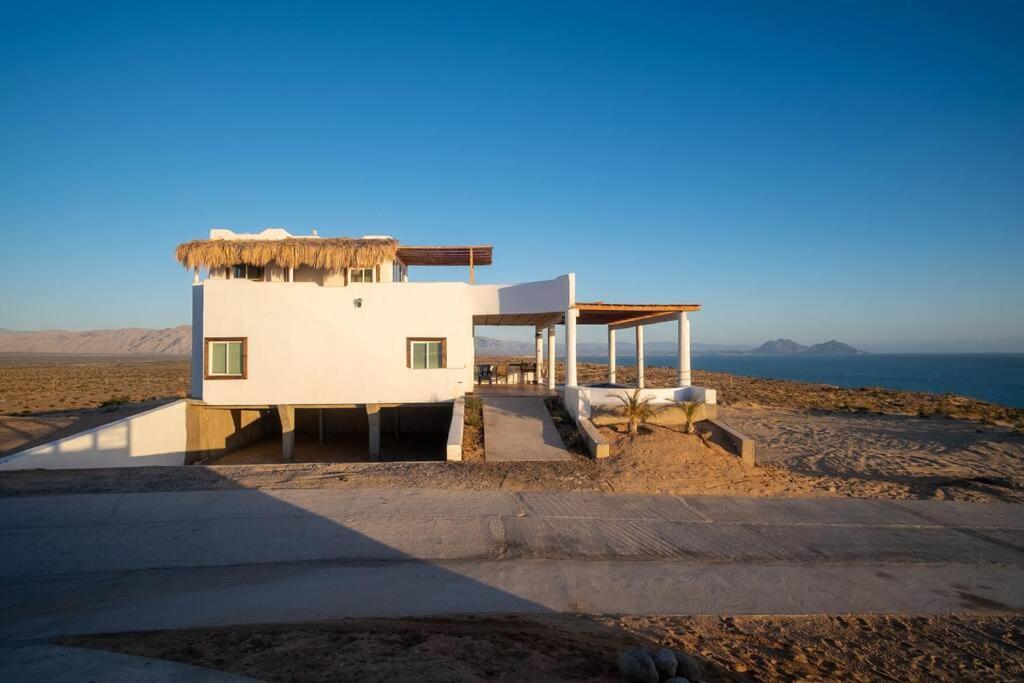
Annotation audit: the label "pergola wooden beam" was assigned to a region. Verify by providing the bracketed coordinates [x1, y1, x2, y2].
[608, 311, 689, 331]
[575, 301, 700, 326]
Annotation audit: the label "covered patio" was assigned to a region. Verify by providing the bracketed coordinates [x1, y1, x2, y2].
[471, 300, 717, 417]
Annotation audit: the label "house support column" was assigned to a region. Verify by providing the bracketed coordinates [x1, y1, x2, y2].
[366, 404, 381, 461]
[566, 308, 578, 387]
[277, 405, 295, 463]
[534, 327, 543, 385]
[636, 325, 645, 389]
[318, 408, 324, 445]
[547, 325, 556, 390]
[677, 311, 691, 387]
[608, 327, 616, 384]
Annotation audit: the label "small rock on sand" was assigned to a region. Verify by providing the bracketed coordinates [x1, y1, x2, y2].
[652, 648, 678, 679]
[617, 648, 659, 683]
[674, 650, 702, 679]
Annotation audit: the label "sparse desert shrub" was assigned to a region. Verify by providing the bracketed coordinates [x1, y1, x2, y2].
[674, 400, 700, 434]
[615, 388, 658, 436]
[464, 395, 483, 429]
[100, 396, 130, 410]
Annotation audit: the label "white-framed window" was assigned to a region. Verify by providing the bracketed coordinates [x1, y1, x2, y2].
[349, 267, 375, 283]
[407, 338, 445, 369]
[232, 264, 265, 281]
[206, 338, 246, 378]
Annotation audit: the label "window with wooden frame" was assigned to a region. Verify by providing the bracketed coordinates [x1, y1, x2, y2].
[231, 264, 265, 281]
[348, 266, 375, 283]
[205, 338, 247, 379]
[407, 338, 446, 369]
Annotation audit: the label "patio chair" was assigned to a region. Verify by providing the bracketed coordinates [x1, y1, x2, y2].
[476, 364, 495, 385]
[520, 362, 537, 384]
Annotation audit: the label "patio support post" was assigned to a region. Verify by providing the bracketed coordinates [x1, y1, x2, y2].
[677, 311, 691, 387]
[608, 327, 616, 384]
[535, 326, 543, 385]
[566, 308, 578, 387]
[366, 404, 381, 461]
[636, 325, 645, 389]
[277, 405, 295, 463]
[547, 324, 556, 390]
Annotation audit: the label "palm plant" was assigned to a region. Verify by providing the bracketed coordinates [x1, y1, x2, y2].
[615, 388, 658, 436]
[675, 400, 700, 434]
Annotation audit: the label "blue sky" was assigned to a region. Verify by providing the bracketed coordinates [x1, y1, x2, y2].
[1, 1, 1021, 352]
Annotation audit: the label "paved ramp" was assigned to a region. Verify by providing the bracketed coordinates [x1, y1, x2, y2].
[481, 397, 571, 462]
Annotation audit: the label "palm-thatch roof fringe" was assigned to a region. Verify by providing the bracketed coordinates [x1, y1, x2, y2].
[175, 238, 399, 272]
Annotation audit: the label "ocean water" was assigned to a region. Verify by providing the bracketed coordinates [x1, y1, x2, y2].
[578, 353, 1024, 408]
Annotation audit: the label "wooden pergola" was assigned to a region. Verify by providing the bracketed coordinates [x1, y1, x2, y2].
[396, 245, 493, 283]
[575, 302, 701, 328]
[473, 301, 702, 391]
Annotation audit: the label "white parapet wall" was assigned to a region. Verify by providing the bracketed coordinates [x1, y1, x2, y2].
[564, 385, 717, 422]
[446, 397, 465, 461]
[0, 400, 188, 471]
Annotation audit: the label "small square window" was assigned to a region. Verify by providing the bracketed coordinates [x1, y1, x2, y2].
[408, 338, 445, 369]
[232, 264, 264, 281]
[206, 338, 246, 378]
[349, 267, 375, 283]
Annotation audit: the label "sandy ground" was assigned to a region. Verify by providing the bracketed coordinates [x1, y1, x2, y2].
[2, 355, 1022, 503]
[0, 353, 189, 414]
[64, 612, 1024, 681]
[6, 415, 1023, 502]
[719, 406, 1024, 502]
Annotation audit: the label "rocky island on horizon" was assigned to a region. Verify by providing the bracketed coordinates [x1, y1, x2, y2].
[746, 338, 867, 356]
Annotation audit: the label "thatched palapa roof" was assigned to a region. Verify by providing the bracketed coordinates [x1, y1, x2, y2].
[175, 237, 399, 272]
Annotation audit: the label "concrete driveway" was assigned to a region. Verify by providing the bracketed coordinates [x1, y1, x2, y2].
[1, 488, 1023, 640]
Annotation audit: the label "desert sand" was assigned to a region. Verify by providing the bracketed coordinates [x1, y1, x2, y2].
[65, 612, 1024, 681]
[2, 355, 1023, 503]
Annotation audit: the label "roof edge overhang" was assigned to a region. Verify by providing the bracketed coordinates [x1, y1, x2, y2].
[575, 301, 701, 327]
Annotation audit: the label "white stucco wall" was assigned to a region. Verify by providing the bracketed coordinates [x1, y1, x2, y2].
[566, 385, 718, 421]
[0, 401, 188, 471]
[195, 275, 571, 405]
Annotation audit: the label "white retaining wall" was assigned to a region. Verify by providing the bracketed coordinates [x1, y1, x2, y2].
[0, 400, 188, 471]
[565, 385, 717, 421]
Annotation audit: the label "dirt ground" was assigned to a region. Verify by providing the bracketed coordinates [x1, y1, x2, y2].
[5, 412, 1022, 502]
[720, 406, 1024, 502]
[64, 612, 1024, 682]
[0, 353, 189, 414]
[2, 355, 1023, 503]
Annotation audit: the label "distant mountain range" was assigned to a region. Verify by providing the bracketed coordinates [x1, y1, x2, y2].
[745, 338, 866, 355]
[0, 327, 862, 357]
[0, 326, 191, 355]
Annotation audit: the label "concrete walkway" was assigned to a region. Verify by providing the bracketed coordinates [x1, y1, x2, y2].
[481, 397, 572, 461]
[2, 489, 1024, 641]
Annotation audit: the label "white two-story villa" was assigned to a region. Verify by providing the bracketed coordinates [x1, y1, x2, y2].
[0, 227, 715, 471]
[176, 227, 715, 463]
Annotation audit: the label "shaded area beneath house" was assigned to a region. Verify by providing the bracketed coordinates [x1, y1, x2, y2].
[205, 405, 449, 465]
